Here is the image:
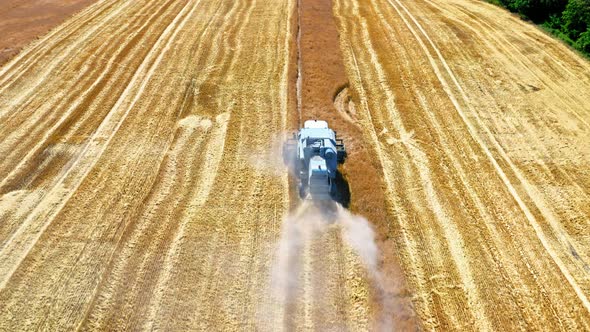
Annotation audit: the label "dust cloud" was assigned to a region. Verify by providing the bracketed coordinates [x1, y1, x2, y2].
[268, 200, 398, 331]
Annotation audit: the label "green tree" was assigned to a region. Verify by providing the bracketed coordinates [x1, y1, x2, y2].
[494, 0, 590, 56]
[503, 0, 568, 21]
[562, 0, 590, 40]
[575, 31, 590, 52]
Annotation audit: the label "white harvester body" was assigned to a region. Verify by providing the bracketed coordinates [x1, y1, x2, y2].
[284, 120, 346, 200]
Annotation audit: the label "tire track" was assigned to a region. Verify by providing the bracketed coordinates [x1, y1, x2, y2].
[439, 1, 590, 129]
[0, 0, 114, 83]
[148, 0, 294, 328]
[0, 0, 178, 201]
[0, 0, 131, 109]
[0, 0, 177, 192]
[387, 0, 590, 313]
[74, 0, 237, 322]
[334, 0, 590, 329]
[0, 1, 213, 328]
[143, 114, 230, 331]
[424, 0, 590, 204]
[370, 1, 538, 327]
[0, 0, 200, 291]
[337, 0, 492, 328]
[1, 0, 302, 329]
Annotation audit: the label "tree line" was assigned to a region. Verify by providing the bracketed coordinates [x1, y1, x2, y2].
[491, 0, 589, 56]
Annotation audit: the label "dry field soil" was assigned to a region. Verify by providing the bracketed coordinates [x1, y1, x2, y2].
[0, 0, 589, 330]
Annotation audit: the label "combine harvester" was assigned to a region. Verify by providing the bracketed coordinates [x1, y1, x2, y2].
[284, 120, 347, 200]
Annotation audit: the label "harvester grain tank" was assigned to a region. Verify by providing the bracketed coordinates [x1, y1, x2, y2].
[284, 120, 346, 200]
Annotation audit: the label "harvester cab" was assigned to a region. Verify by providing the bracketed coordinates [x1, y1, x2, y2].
[283, 120, 347, 200]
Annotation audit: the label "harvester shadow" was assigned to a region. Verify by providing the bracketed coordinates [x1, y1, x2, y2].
[332, 170, 350, 209]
